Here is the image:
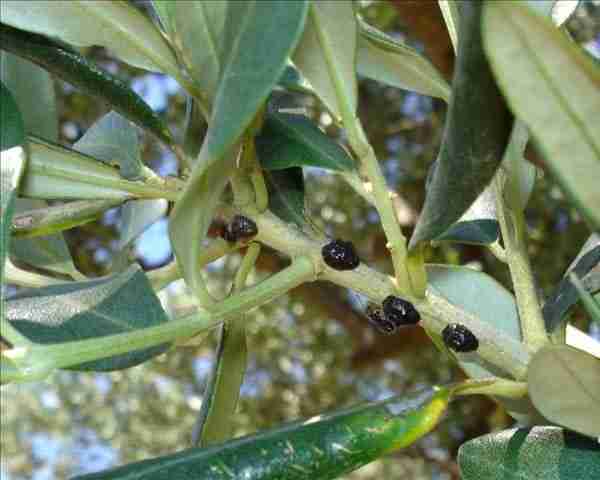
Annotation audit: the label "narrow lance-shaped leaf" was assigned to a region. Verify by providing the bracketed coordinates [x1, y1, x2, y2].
[409, 1, 513, 249]
[543, 234, 600, 333]
[459, 427, 600, 480]
[2, 51, 81, 279]
[169, 1, 308, 306]
[0, 0, 180, 75]
[356, 18, 451, 102]
[438, 0, 460, 53]
[6, 265, 171, 371]
[1, 86, 26, 293]
[73, 387, 450, 480]
[264, 167, 307, 228]
[528, 345, 600, 438]
[152, 0, 226, 101]
[293, 0, 358, 120]
[0, 24, 174, 145]
[0, 50, 58, 141]
[20, 137, 173, 202]
[11, 199, 122, 239]
[10, 199, 80, 279]
[256, 112, 354, 172]
[483, 1, 600, 230]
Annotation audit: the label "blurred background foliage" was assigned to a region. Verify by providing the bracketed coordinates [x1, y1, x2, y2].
[2, 1, 599, 479]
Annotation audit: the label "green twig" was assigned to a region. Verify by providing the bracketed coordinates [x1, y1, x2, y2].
[494, 172, 547, 351]
[3, 257, 315, 383]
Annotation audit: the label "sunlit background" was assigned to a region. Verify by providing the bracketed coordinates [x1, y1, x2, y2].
[2, 1, 599, 479]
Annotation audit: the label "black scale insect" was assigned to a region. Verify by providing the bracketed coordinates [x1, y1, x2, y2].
[321, 239, 360, 271]
[221, 215, 258, 243]
[365, 295, 420, 335]
[442, 323, 479, 352]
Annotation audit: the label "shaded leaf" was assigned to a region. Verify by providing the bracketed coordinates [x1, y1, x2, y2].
[543, 234, 600, 333]
[0, 23, 174, 145]
[194, 321, 247, 447]
[458, 427, 600, 480]
[0, 0, 180, 74]
[265, 168, 306, 228]
[0, 50, 57, 141]
[483, 1, 600, 229]
[356, 18, 451, 101]
[0, 81, 25, 151]
[528, 345, 600, 438]
[73, 387, 450, 480]
[170, 1, 308, 305]
[10, 199, 79, 279]
[20, 137, 167, 202]
[12, 199, 121, 239]
[277, 63, 317, 96]
[438, 0, 460, 53]
[6, 265, 170, 371]
[152, 0, 226, 100]
[256, 112, 354, 172]
[293, 0, 357, 119]
[74, 111, 145, 181]
[1, 146, 27, 295]
[410, 2, 512, 249]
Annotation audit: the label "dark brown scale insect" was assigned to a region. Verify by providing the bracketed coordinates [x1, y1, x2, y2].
[382, 295, 420, 326]
[221, 215, 258, 243]
[442, 323, 479, 352]
[366, 305, 397, 335]
[321, 239, 360, 271]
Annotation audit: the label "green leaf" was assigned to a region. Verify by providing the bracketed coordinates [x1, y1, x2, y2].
[72, 386, 450, 480]
[256, 112, 354, 172]
[571, 273, 600, 324]
[293, 0, 357, 120]
[528, 345, 600, 438]
[356, 19, 451, 102]
[1, 146, 27, 295]
[20, 137, 169, 202]
[409, 2, 512, 249]
[74, 111, 145, 181]
[2, 52, 81, 279]
[0, 0, 180, 75]
[152, 0, 226, 100]
[483, 1, 600, 230]
[194, 322, 247, 447]
[265, 168, 307, 228]
[0, 24, 174, 145]
[169, 1, 308, 306]
[11, 199, 122, 239]
[458, 426, 600, 480]
[0, 50, 58, 141]
[543, 234, 600, 333]
[6, 265, 170, 371]
[10, 199, 79, 279]
[0, 81, 25, 151]
[427, 264, 521, 379]
[438, 0, 460, 53]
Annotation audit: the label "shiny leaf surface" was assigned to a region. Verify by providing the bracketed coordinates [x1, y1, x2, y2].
[73, 387, 450, 480]
[6, 265, 170, 371]
[483, 1, 600, 229]
[0, 0, 180, 74]
[459, 427, 600, 480]
[256, 112, 354, 172]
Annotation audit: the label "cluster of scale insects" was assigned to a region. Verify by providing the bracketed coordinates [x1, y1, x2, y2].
[219, 220, 479, 353]
[320, 238, 478, 352]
